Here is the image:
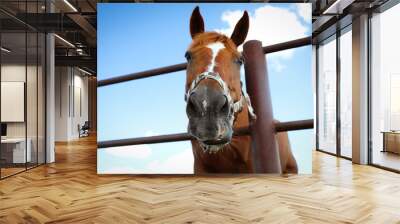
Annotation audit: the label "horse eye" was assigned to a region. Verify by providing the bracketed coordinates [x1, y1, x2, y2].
[185, 51, 192, 61]
[235, 56, 244, 65]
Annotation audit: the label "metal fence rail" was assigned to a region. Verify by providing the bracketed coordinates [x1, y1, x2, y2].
[97, 37, 311, 87]
[97, 119, 313, 148]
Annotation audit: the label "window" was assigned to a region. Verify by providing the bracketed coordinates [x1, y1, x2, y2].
[370, 3, 400, 171]
[317, 35, 337, 154]
[0, 1, 47, 179]
[339, 27, 352, 158]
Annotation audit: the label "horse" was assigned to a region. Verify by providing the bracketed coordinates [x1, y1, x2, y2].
[185, 7, 298, 174]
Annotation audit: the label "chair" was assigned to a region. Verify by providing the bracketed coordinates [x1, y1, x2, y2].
[78, 121, 90, 138]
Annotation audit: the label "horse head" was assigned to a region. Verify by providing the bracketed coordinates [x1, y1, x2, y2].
[185, 6, 252, 153]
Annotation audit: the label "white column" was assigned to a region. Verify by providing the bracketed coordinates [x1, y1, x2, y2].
[352, 14, 369, 164]
[46, 1, 55, 163]
[312, 44, 317, 151]
[46, 33, 55, 163]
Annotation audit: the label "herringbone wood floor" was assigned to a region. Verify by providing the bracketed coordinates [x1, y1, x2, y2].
[1, 135, 400, 224]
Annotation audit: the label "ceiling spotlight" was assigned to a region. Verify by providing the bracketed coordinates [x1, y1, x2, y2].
[54, 34, 75, 48]
[76, 48, 84, 55]
[323, 0, 355, 15]
[63, 0, 78, 12]
[1, 47, 11, 53]
[78, 67, 93, 76]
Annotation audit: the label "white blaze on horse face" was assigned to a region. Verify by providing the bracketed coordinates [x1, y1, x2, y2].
[206, 42, 225, 72]
[202, 99, 208, 110]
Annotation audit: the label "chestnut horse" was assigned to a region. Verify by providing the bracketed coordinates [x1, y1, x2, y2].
[185, 7, 298, 174]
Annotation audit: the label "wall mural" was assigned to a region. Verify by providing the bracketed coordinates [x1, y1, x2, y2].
[97, 3, 313, 174]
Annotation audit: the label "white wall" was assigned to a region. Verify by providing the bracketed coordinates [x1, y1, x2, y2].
[1, 63, 46, 164]
[71, 73, 89, 138]
[1, 65, 38, 138]
[1, 82, 25, 122]
[1, 65, 26, 143]
[55, 67, 89, 141]
[55, 66, 69, 141]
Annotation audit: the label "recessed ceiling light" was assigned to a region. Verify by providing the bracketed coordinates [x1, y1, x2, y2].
[63, 0, 78, 12]
[323, 0, 355, 15]
[54, 34, 75, 48]
[1, 47, 11, 53]
[78, 67, 93, 76]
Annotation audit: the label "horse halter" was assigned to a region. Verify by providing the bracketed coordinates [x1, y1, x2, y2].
[185, 71, 257, 153]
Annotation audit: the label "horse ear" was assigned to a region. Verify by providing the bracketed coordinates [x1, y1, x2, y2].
[230, 11, 249, 47]
[190, 6, 204, 39]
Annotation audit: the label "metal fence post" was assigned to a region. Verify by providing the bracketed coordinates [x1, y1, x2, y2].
[243, 40, 281, 173]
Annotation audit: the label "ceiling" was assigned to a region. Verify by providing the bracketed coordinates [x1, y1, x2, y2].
[311, 0, 391, 43]
[0, 0, 394, 75]
[0, 0, 97, 74]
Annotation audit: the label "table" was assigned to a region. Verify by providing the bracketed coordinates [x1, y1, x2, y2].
[381, 131, 400, 154]
[1, 138, 32, 163]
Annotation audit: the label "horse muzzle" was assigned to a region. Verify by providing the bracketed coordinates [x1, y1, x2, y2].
[185, 71, 256, 153]
[187, 116, 233, 153]
[202, 138, 230, 145]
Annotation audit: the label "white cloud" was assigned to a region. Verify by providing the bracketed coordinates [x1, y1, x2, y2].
[269, 59, 285, 73]
[104, 144, 152, 159]
[147, 148, 194, 174]
[295, 4, 311, 22]
[220, 10, 244, 29]
[100, 167, 144, 174]
[101, 148, 194, 174]
[144, 130, 158, 137]
[216, 5, 309, 73]
[216, 5, 308, 50]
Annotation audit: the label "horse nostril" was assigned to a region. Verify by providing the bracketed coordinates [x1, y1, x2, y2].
[220, 97, 229, 113]
[187, 94, 205, 117]
[187, 97, 197, 114]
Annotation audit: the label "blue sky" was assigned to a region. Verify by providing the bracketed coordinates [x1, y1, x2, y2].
[97, 3, 313, 174]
